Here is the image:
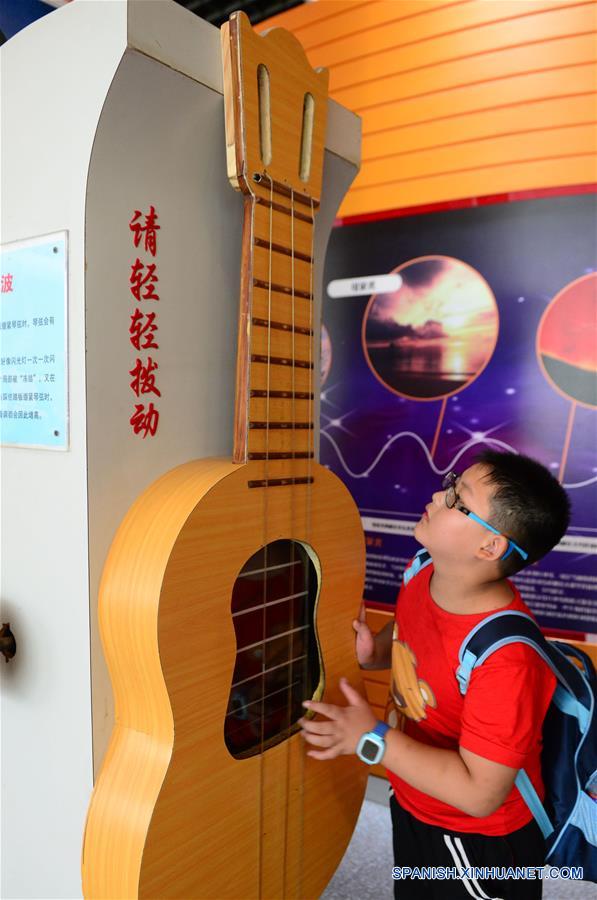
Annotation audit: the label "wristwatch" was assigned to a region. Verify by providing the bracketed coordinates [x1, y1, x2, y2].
[356, 721, 390, 765]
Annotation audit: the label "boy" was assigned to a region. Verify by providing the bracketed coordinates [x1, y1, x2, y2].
[300, 451, 571, 899]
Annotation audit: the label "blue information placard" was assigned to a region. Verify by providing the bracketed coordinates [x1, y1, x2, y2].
[0, 232, 68, 449]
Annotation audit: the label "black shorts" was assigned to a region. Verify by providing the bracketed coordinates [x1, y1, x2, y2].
[390, 793, 546, 900]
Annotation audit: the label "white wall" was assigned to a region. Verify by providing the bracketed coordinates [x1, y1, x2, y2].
[1, 3, 127, 897]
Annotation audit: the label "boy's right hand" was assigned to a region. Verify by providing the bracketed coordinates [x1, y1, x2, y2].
[352, 602, 376, 668]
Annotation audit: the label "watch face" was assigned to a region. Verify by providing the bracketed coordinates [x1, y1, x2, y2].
[360, 738, 380, 763]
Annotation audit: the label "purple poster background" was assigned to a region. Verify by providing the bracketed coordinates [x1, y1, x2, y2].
[320, 193, 597, 636]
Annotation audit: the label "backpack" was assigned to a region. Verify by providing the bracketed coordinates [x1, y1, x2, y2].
[457, 611, 597, 882]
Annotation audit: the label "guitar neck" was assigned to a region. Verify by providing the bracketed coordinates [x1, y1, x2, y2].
[222, 9, 329, 479]
[233, 177, 319, 476]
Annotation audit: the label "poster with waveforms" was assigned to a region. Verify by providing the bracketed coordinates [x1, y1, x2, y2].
[320, 192, 596, 636]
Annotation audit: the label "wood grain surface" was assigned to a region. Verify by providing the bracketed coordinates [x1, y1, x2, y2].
[82, 459, 368, 898]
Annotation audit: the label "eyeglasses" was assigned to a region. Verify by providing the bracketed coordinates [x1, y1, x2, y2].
[442, 471, 528, 562]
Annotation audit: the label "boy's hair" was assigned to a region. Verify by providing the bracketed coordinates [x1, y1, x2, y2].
[474, 450, 571, 576]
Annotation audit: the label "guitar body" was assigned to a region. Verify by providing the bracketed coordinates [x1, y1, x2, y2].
[82, 458, 367, 899]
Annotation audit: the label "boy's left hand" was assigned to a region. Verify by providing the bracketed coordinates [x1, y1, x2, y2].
[299, 677, 377, 760]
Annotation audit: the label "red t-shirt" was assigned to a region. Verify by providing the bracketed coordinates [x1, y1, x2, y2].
[386, 561, 556, 835]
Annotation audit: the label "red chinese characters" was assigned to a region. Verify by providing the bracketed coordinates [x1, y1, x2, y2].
[129, 357, 161, 398]
[129, 206, 160, 257]
[129, 260, 159, 302]
[128, 206, 161, 437]
[129, 308, 158, 351]
[130, 402, 159, 439]
[1, 274, 14, 293]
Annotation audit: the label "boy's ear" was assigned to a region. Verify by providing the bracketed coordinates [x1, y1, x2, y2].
[476, 534, 509, 562]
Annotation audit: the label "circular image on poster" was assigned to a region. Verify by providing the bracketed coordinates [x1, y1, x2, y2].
[537, 273, 597, 408]
[321, 323, 332, 386]
[362, 256, 499, 401]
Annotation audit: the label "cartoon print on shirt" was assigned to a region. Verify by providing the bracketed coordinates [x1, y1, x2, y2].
[391, 623, 437, 721]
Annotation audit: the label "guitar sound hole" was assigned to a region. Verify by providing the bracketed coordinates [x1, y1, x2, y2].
[224, 539, 320, 758]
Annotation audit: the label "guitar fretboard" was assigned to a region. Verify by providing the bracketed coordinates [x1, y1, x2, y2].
[234, 178, 319, 485]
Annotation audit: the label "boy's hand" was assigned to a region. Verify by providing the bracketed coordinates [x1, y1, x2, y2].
[352, 602, 376, 667]
[299, 678, 377, 760]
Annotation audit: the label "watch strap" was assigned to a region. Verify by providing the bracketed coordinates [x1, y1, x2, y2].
[372, 721, 390, 739]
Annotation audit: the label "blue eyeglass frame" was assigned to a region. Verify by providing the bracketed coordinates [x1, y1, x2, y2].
[442, 471, 528, 562]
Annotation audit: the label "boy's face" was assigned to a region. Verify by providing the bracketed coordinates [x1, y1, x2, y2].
[414, 463, 500, 563]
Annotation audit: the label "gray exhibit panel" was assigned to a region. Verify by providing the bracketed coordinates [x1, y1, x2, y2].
[0, 1, 360, 897]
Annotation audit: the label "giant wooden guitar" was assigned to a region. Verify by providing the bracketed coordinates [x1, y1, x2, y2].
[82, 12, 367, 899]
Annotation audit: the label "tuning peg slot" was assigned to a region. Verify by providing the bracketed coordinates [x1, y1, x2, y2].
[257, 64, 272, 167]
[299, 93, 314, 182]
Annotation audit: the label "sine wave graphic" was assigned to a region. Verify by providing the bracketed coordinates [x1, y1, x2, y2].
[320, 428, 596, 491]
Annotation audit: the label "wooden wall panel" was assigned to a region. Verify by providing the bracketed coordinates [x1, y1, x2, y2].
[260, 0, 597, 216]
[363, 93, 596, 157]
[360, 123, 595, 183]
[360, 63, 595, 142]
[337, 33, 597, 111]
[310, 5, 596, 87]
[346, 154, 595, 209]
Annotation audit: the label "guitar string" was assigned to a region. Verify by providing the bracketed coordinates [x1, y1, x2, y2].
[282, 184, 296, 900]
[255, 175, 265, 900]
[258, 171, 274, 900]
[255, 176, 314, 898]
[298, 194, 316, 900]
[266, 172, 276, 898]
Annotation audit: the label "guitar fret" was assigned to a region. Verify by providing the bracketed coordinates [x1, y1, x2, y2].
[253, 175, 318, 210]
[248, 451, 314, 460]
[255, 195, 313, 224]
[253, 203, 313, 259]
[252, 287, 312, 330]
[253, 243, 312, 291]
[249, 421, 313, 430]
[247, 429, 313, 454]
[252, 317, 313, 337]
[250, 390, 314, 399]
[249, 368, 312, 397]
[245, 461, 313, 482]
[248, 476, 315, 488]
[253, 278, 312, 300]
[251, 353, 313, 369]
[249, 423, 313, 432]
[254, 237, 313, 264]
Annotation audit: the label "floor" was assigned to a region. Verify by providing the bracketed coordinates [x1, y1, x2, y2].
[322, 777, 596, 900]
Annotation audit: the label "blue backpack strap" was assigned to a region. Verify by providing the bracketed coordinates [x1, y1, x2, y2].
[456, 611, 582, 698]
[403, 549, 432, 586]
[514, 769, 555, 839]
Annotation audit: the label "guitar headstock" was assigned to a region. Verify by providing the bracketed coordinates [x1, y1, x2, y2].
[221, 11, 329, 203]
